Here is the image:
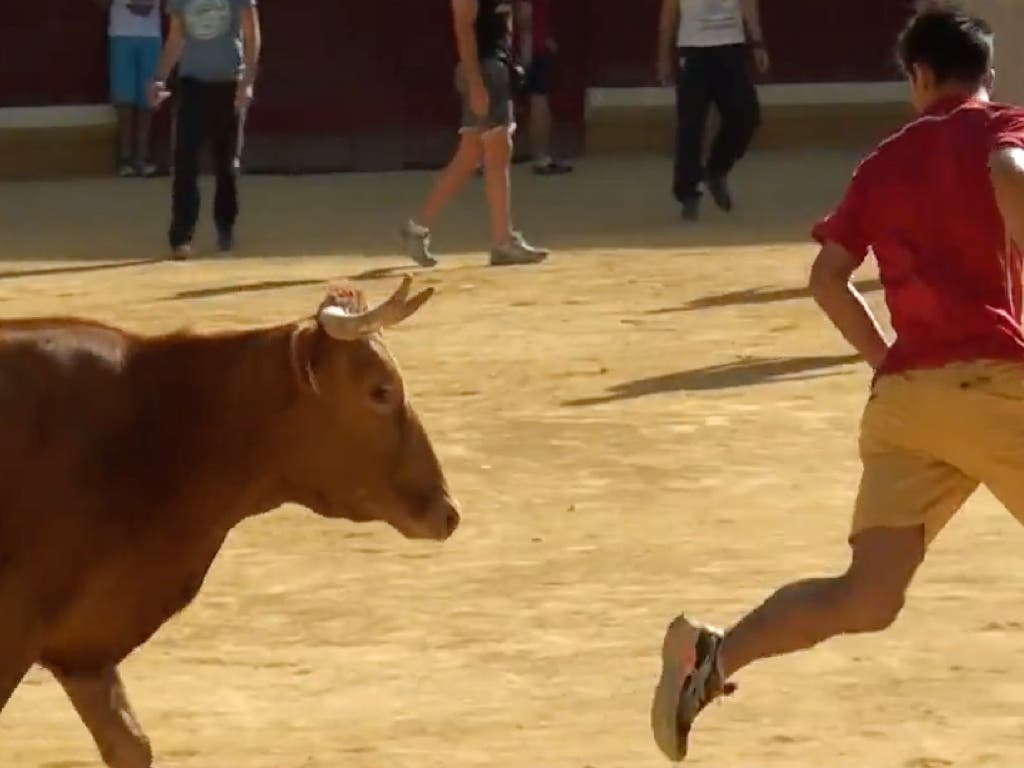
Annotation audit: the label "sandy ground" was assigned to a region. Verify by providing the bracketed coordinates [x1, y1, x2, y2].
[2, 154, 1024, 768]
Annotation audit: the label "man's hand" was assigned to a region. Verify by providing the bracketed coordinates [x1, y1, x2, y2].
[469, 80, 490, 119]
[235, 82, 254, 111]
[657, 0, 679, 87]
[545, 37, 559, 54]
[657, 54, 675, 86]
[148, 79, 171, 109]
[753, 45, 770, 74]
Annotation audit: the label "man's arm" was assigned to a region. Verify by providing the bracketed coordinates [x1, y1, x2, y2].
[657, 0, 679, 85]
[452, 0, 482, 85]
[149, 12, 185, 107]
[991, 147, 1024, 248]
[239, 4, 261, 89]
[153, 13, 185, 82]
[738, 0, 764, 43]
[809, 241, 889, 369]
[452, 0, 487, 117]
[739, 0, 769, 72]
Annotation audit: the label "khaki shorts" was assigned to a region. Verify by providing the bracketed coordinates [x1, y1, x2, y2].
[855, 360, 1024, 545]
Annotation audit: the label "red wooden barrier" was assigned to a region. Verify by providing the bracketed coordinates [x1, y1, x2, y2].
[0, 0, 916, 170]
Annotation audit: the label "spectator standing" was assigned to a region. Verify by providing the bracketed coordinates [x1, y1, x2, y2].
[96, 0, 164, 177]
[149, 0, 261, 259]
[517, 0, 573, 175]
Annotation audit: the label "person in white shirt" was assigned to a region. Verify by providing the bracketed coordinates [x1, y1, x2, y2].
[94, 0, 164, 177]
[658, 0, 770, 220]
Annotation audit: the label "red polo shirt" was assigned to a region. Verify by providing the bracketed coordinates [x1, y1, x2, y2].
[813, 94, 1024, 376]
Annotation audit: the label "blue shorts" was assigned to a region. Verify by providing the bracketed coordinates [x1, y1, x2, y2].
[110, 36, 162, 108]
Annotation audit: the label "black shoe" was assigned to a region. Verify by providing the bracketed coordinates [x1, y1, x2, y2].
[681, 197, 700, 222]
[533, 159, 574, 176]
[706, 175, 734, 213]
[217, 228, 235, 252]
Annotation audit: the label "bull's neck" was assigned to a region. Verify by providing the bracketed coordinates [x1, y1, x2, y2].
[132, 323, 301, 528]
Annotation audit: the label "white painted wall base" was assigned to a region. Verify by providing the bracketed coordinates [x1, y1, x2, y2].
[587, 81, 907, 112]
[0, 105, 115, 129]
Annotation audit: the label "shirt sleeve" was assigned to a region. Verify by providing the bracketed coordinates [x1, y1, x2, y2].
[992, 109, 1024, 151]
[811, 162, 872, 266]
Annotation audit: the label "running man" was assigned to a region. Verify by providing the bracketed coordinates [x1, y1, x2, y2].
[401, 0, 548, 267]
[651, 7, 1024, 761]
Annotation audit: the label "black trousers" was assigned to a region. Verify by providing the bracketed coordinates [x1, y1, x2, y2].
[169, 77, 246, 247]
[673, 44, 761, 203]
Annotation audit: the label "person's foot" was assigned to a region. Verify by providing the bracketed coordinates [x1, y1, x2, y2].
[490, 234, 548, 266]
[217, 228, 235, 252]
[138, 160, 159, 178]
[651, 614, 734, 762]
[171, 242, 193, 261]
[680, 196, 700, 222]
[705, 175, 734, 213]
[118, 157, 137, 178]
[533, 158, 574, 176]
[401, 220, 439, 267]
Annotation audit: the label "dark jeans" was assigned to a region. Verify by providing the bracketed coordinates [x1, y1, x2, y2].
[169, 77, 246, 247]
[673, 44, 761, 203]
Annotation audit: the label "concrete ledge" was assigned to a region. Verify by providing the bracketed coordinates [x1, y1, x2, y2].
[585, 83, 911, 155]
[0, 106, 117, 179]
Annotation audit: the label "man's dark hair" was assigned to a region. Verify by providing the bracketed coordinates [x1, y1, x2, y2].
[898, 4, 994, 86]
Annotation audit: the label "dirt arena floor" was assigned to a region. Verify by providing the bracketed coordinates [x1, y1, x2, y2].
[2, 153, 1024, 768]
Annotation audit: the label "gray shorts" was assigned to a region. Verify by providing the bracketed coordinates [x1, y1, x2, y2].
[455, 57, 514, 133]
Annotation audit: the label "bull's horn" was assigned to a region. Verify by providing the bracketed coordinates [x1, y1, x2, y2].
[318, 276, 434, 340]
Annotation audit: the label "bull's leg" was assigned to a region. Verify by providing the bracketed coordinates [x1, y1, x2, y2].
[0, 580, 40, 711]
[0, 652, 33, 712]
[55, 666, 154, 768]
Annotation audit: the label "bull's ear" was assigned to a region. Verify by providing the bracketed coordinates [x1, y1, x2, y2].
[289, 324, 323, 396]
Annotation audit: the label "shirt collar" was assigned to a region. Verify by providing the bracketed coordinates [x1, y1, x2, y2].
[923, 91, 985, 117]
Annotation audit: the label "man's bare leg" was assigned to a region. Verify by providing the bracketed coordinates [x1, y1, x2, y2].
[718, 526, 925, 678]
[116, 105, 135, 175]
[135, 108, 155, 175]
[529, 94, 553, 165]
[480, 126, 514, 246]
[652, 526, 926, 761]
[415, 132, 484, 228]
[56, 666, 154, 768]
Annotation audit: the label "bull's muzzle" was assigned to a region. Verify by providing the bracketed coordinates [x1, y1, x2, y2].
[424, 494, 461, 541]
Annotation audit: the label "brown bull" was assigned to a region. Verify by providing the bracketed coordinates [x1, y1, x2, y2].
[0, 277, 459, 767]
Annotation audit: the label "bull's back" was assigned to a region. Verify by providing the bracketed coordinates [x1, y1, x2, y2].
[0, 320, 135, 525]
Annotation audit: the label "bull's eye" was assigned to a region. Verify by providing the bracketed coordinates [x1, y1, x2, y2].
[369, 383, 395, 407]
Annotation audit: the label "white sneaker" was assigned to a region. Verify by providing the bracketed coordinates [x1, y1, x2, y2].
[490, 234, 548, 266]
[400, 220, 438, 267]
[651, 615, 733, 762]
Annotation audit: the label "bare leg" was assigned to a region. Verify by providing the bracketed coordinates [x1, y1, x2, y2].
[135, 108, 154, 167]
[415, 132, 484, 227]
[116, 105, 134, 163]
[56, 666, 154, 768]
[481, 127, 514, 246]
[529, 94, 553, 165]
[719, 526, 925, 679]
